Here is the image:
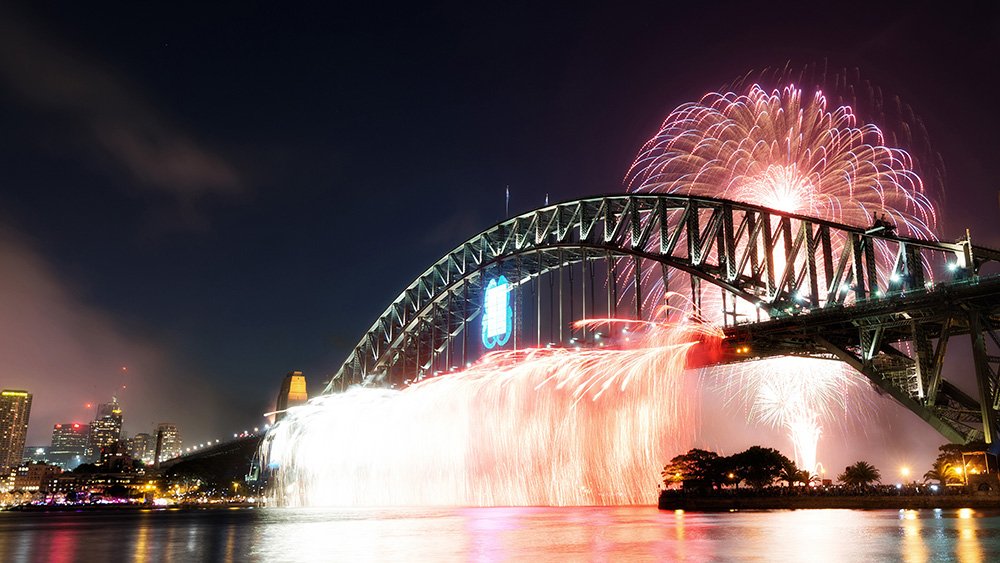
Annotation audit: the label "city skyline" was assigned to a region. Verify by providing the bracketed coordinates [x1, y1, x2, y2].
[15, 393, 190, 469]
[0, 2, 996, 475]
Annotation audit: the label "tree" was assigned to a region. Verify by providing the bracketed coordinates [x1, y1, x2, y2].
[728, 446, 791, 490]
[838, 461, 881, 490]
[72, 463, 100, 474]
[924, 442, 990, 486]
[661, 448, 725, 489]
[801, 471, 821, 486]
[778, 461, 799, 488]
[923, 458, 961, 486]
[778, 460, 811, 488]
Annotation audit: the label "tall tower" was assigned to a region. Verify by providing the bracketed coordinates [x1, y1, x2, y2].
[275, 371, 308, 422]
[154, 423, 181, 463]
[89, 397, 123, 461]
[0, 390, 32, 472]
[127, 432, 154, 465]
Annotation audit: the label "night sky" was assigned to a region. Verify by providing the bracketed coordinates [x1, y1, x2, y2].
[1, 2, 998, 472]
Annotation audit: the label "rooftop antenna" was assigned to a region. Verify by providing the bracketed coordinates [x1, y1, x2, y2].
[545, 193, 549, 206]
[505, 185, 510, 218]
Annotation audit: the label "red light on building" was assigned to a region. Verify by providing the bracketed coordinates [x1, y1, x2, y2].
[55, 424, 62, 429]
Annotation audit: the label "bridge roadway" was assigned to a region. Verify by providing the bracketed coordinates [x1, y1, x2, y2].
[715, 275, 1000, 444]
[157, 435, 262, 473]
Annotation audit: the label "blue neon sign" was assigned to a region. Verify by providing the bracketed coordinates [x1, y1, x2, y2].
[482, 275, 512, 349]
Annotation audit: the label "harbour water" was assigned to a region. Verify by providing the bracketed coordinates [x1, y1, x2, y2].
[1, 506, 999, 561]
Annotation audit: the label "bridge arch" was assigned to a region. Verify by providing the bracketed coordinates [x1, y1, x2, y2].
[329, 194, 1000, 444]
[330, 194, 992, 394]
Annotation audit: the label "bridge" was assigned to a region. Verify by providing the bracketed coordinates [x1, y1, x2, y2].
[327, 194, 1000, 444]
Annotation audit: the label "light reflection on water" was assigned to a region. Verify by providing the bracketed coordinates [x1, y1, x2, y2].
[0, 507, 999, 561]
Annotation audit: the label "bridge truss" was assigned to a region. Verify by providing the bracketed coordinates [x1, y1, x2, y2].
[330, 194, 1000, 443]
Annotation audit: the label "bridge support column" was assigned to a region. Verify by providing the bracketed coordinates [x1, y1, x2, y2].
[815, 335, 969, 444]
[581, 249, 587, 341]
[970, 309, 1000, 444]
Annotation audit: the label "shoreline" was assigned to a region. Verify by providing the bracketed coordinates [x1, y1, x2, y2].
[659, 493, 1000, 511]
[3, 502, 259, 513]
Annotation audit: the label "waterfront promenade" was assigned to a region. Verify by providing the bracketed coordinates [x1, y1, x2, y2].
[660, 491, 1000, 511]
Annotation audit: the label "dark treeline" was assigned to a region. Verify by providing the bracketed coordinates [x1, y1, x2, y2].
[664, 442, 1000, 496]
[662, 447, 882, 493]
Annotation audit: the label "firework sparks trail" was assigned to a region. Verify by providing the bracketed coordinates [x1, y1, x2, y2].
[722, 356, 861, 473]
[624, 83, 941, 473]
[262, 317, 721, 507]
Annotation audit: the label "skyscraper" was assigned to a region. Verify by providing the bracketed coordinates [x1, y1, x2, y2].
[0, 390, 32, 472]
[49, 423, 89, 469]
[127, 432, 154, 465]
[154, 423, 181, 463]
[275, 371, 308, 422]
[89, 398, 123, 460]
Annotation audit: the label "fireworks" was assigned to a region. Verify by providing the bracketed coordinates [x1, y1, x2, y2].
[264, 80, 942, 502]
[719, 357, 861, 474]
[627, 84, 938, 238]
[262, 317, 717, 507]
[626, 83, 940, 473]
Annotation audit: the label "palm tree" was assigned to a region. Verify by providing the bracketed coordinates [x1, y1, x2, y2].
[838, 461, 881, 491]
[779, 461, 802, 488]
[799, 470, 819, 486]
[925, 459, 966, 486]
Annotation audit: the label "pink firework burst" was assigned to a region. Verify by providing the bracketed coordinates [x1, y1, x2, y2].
[625, 82, 941, 473]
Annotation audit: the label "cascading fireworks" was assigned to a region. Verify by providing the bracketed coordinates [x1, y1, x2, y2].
[626, 83, 940, 473]
[262, 317, 718, 507]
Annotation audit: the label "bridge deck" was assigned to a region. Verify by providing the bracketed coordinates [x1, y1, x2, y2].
[717, 275, 1000, 362]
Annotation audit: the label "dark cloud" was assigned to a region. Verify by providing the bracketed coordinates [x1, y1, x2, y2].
[0, 7, 242, 210]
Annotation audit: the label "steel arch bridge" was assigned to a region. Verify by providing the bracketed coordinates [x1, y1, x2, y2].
[328, 194, 1000, 444]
